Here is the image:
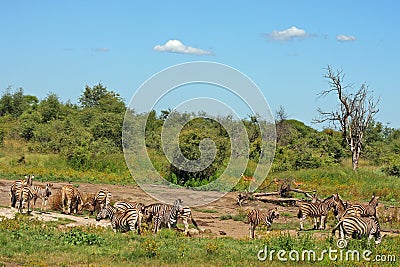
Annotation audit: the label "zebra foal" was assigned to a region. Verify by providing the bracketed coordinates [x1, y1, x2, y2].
[248, 208, 279, 239]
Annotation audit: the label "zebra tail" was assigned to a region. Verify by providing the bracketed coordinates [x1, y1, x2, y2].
[297, 209, 303, 219]
[191, 215, 199, 229]
[331, 220, 343, 235]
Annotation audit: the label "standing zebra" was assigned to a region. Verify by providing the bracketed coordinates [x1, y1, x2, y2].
[332, 215, 382, 244]
[248, 208, 279, 239]
[88, 189, 112, 215]
[10, 175, 34, 208]
[96, 205, 141, 234]
[297, 194, 336, 230]
[153, 199, 184, 234]
[30, 183, 53, 211]
[143, 201, 194, 234]
[18, 185, 37, 213]
[332, 193, 348, 220]
[61, 185, 84, 215]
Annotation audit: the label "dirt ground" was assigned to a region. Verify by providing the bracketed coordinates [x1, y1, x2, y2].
[0, 178, 297, 238]
[0, 178, 398, 239]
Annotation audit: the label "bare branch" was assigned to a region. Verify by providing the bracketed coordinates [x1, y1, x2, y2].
[315, 65, 379, 170]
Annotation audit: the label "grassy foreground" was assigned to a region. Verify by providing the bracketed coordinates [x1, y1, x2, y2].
[0, 214, 398, 267]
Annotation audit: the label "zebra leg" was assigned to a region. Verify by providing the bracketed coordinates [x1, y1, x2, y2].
[249, 223, 255, 239]
[137, 214, 142, 235]
[299, 216, 305, 230]
[67, 199, 72, 214]
[182, 218, 189, 234]
[319, 215, 326, 230]
[313, 217, 318, 229]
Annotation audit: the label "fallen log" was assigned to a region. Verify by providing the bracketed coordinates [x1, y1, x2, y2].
[252, 192, 280, 197]
[255, 196, 302, 206]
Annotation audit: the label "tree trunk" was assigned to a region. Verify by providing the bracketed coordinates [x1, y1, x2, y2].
[352, 145, 361, 171]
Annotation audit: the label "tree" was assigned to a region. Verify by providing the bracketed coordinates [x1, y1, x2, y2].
[314, 65, 379, 170]
[275, 105, 291, 145]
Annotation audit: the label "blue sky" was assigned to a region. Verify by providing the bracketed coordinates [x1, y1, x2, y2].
[1, 1, 399, 128]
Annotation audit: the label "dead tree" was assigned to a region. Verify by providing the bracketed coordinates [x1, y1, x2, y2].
[314, 65, 379, 170]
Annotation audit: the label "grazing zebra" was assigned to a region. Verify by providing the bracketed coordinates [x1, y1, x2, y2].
[88, 189, 112, 215]
[96, 205, 141, 234]
[332, 215, 382, 244]
[248, 208, 279, 239]
[10, 175, 34, 208]
[297, 194, 336, 230]
[61, 185, 84, 215]
[30, 183, 53, 211]
[153, 199, 184, 234]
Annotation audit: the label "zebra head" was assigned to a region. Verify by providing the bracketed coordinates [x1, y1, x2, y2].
[96, 208, 109, 221]
[173, 199, 184, 213]
[44, 183, 53, 198]
[323, 194, 336, 209]
[270, 207, 279, 220]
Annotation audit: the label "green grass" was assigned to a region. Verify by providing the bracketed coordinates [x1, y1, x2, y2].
[0, 215, 399, 266]
[193, 208, 218, 214]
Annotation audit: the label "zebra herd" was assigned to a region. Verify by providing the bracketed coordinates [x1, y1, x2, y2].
[7, 175, 384, 243]
[251, 193, 382, 244]
[8, 177, 198, 236]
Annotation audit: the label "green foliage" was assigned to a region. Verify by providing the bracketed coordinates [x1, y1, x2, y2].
[61, 228, 104, 246]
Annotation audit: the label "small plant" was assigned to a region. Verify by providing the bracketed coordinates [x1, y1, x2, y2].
[219, 214, 233, 220]
[61, 228, 104, 246]
[205, 240, 219, 255]
[142, 238, 159, 258]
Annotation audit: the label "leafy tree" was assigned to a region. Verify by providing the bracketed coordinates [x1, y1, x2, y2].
[0, 87, 38, 117]
[38, 93, 62, 122]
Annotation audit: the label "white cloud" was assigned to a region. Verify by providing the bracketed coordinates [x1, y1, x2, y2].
[336, 34, 356, 42]
[95, 47, 110, 52]
[268, 26, 308, 41]
[154, 40, 212, 55]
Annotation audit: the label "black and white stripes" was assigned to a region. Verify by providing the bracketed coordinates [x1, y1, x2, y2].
[297, 194, 336, 230]
[332, 215, 382, 244]
[248, 208, 279, 239]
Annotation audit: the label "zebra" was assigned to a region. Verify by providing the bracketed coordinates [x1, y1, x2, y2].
[18, 185, 37, 214]
[143, 201, 196, 234]
[179, 206, 199, 235]
[10, 175, 34, 208]
[341, 196, 379, 219]
[29, 183, 53, 211]
[61, 185, 84, 215]
[96, 205, 141, 234]
[248, 208, 279, 239]
[332, 193, 348, 220]
[332, 215, 382, 244]
[88, 189, 112, 215]
[297, 194, 336, 230]
[153, 199, 184, 234]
